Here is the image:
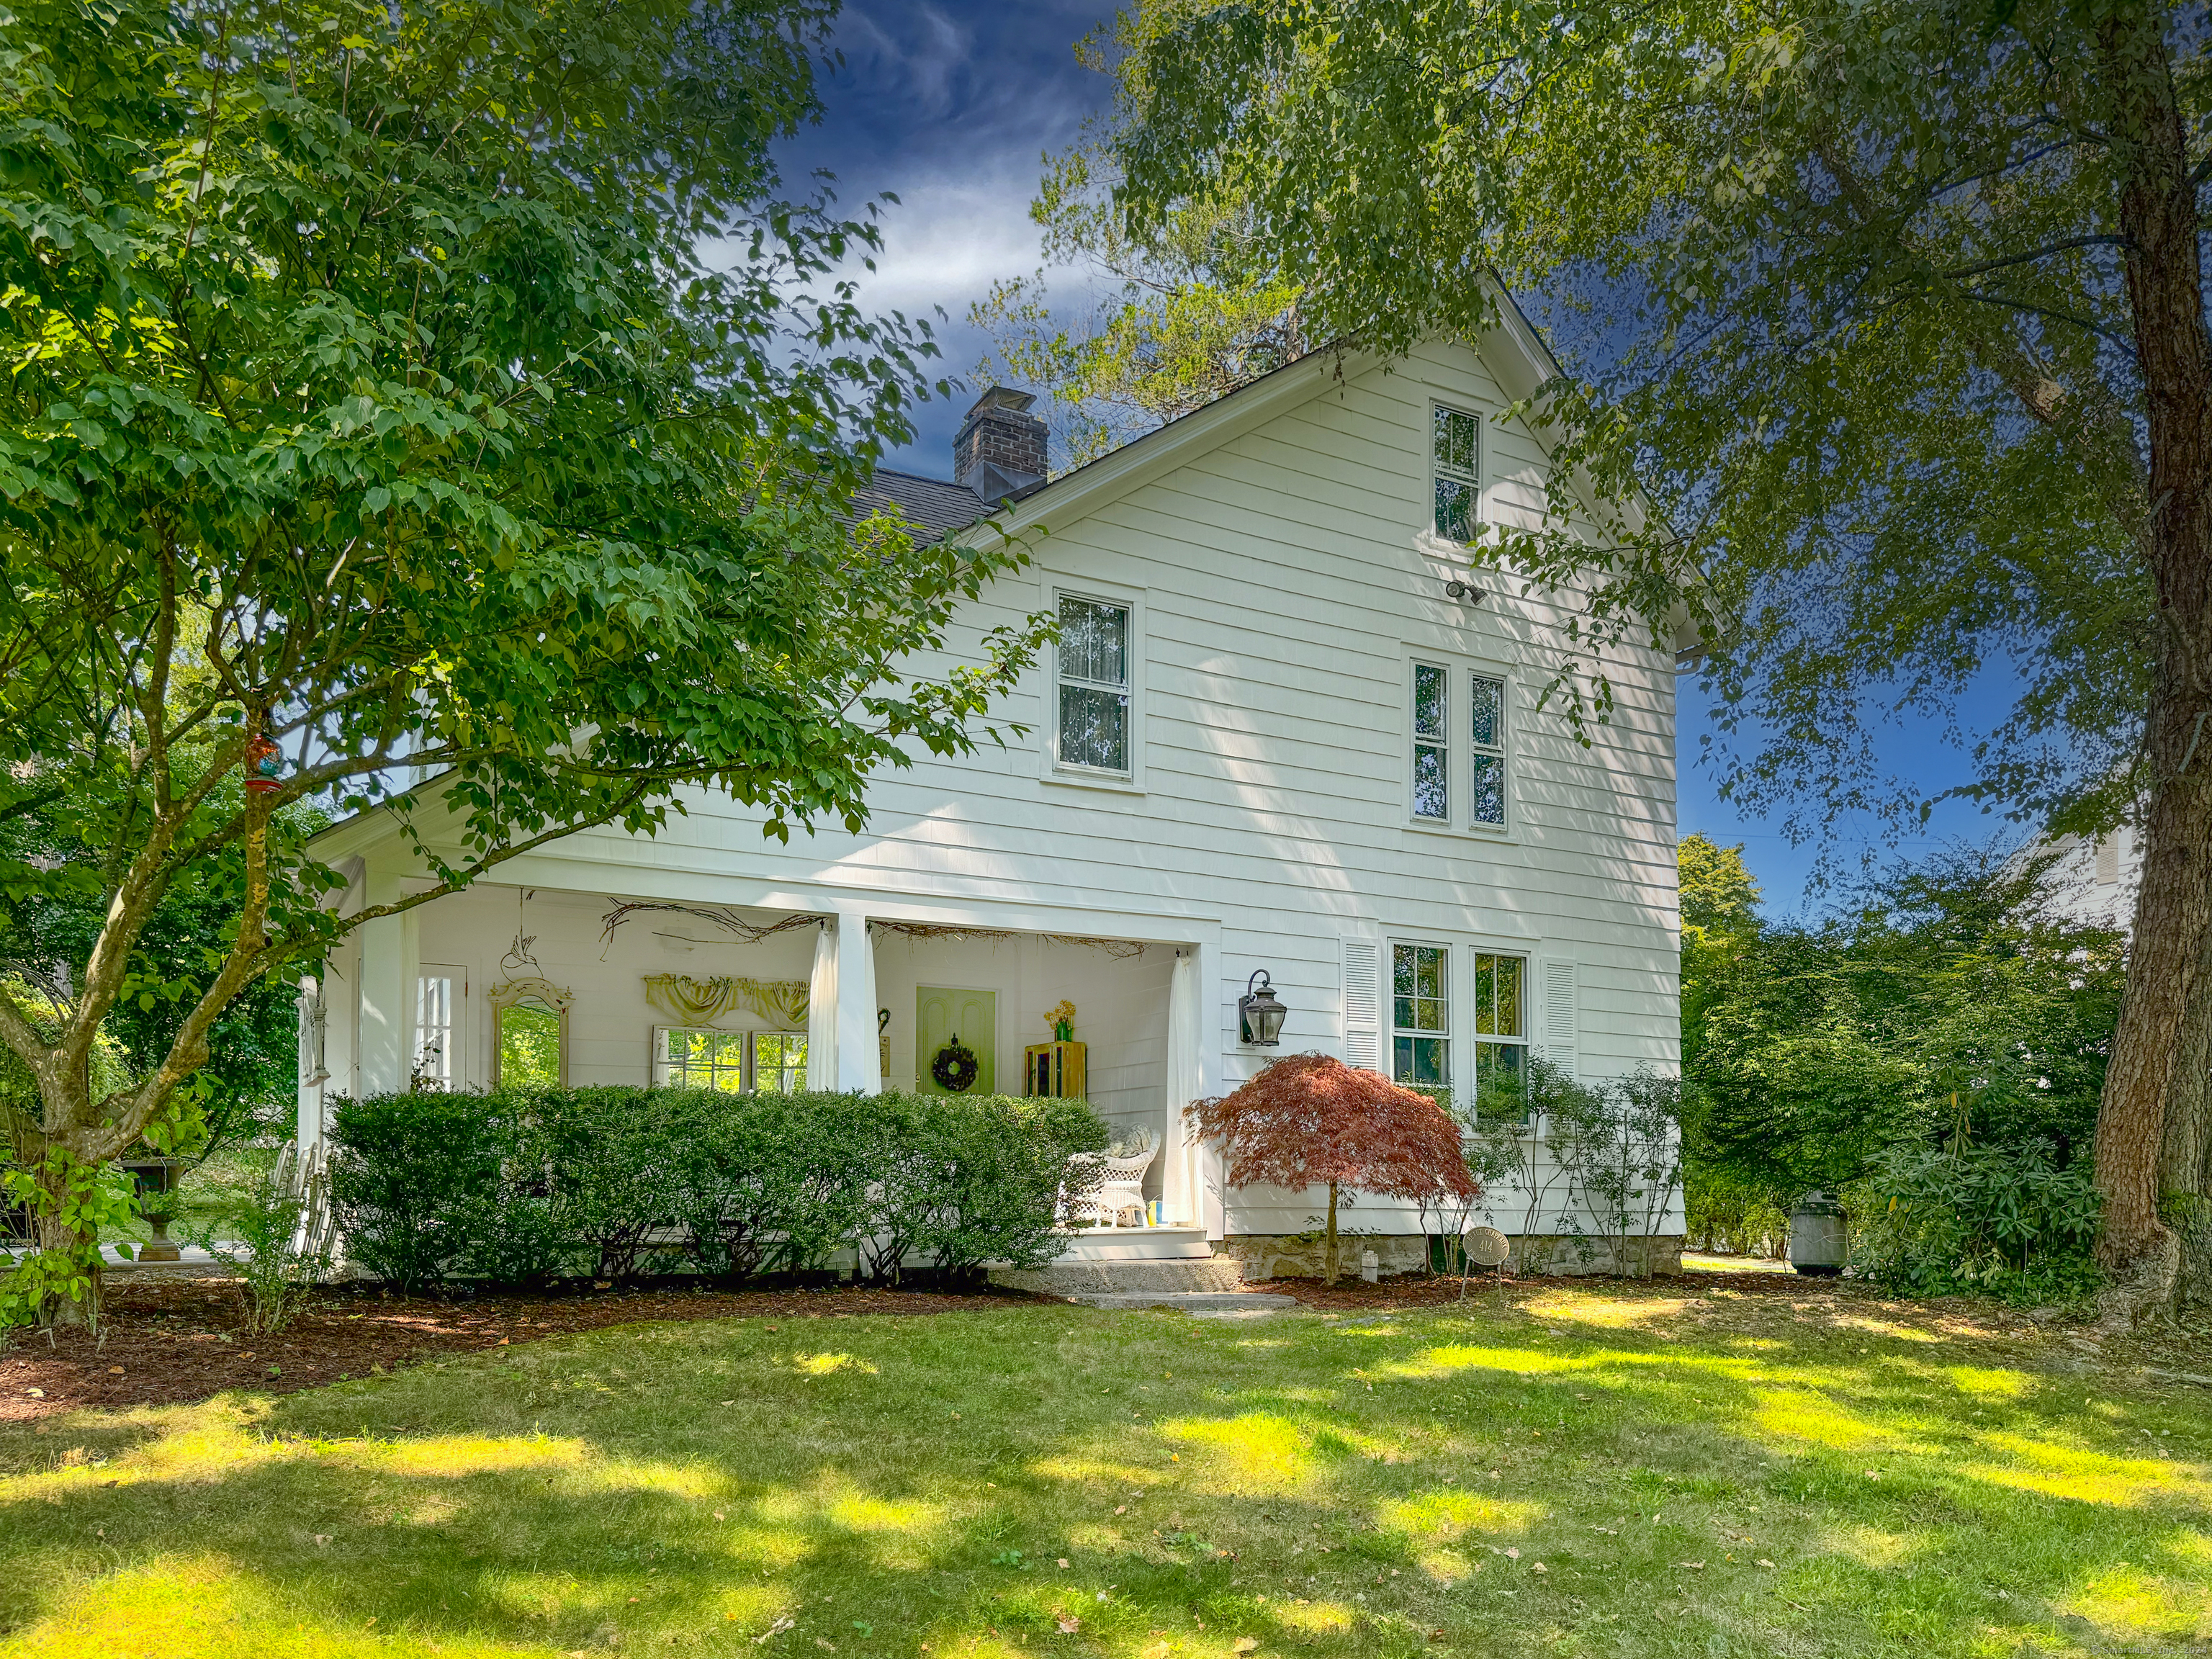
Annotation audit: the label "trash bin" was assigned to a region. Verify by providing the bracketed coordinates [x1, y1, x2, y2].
[1789, 1192, 1848, 1277]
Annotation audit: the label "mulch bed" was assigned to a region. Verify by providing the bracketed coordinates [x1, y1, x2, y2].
[0, 1271, 1045, 1422]
[9, 1264, 2205, 1424]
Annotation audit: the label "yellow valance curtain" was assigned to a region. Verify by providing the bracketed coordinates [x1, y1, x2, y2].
[642, 974, 807, 1029]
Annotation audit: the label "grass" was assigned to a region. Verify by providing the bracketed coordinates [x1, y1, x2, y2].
[1, 1284, 2208, 1658]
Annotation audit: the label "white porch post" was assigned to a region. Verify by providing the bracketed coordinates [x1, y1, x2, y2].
[1192, 938, 1227, 1238]
[355, 866, 414, 1096]
[834, 909, 881, 1093]
[806, 920, 838, 1090]
[1164, 948, 1202, 1226]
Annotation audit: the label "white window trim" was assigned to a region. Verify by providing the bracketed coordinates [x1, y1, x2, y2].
[1469, 948, 1534, 1113]
[1043, 580, 1146, 794]
[1431, 401, 1483, 544]
[1401, 646, 1517, 841]
[414, 964, 467, 1092]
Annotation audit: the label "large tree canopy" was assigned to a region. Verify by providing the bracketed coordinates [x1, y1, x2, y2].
[0, 0, 1048, 1320]
[1102, 0, 2212, 1319]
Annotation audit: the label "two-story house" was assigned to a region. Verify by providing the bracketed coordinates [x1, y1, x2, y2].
[298, 319, 1686, 1279]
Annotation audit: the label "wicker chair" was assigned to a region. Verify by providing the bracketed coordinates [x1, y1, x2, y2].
[1062, 1130, 1159, 1228]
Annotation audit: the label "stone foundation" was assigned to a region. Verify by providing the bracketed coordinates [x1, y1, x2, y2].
[1224, 1232, 1686, 1281]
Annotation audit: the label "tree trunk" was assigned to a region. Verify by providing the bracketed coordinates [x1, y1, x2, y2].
[2160, 914, 2212, 1306]
[1323, 1182, 1340, 1287]
[2092, 10, 2212, 1327]
[31, 1151, 99, 1328]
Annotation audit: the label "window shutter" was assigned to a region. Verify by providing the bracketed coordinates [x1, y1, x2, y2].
[1342, 939, 1383, 1071]
[1542, 959, 1579, 1079]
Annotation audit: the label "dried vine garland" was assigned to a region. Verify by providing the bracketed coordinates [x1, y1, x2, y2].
[871, 920, 1146, 959]
[598, 900, 824, 953]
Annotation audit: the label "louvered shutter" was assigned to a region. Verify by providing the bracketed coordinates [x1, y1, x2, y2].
[1342, 939, 1384, 1071]
[1542, 958, 1579, 1079]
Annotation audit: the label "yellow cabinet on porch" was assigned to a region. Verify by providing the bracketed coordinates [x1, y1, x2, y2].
[1022, 1040, 1087, 1100]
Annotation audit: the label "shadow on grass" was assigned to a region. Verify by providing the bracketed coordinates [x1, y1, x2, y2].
[0, 1298, 2207, 1658]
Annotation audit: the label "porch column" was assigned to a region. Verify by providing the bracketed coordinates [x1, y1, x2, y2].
[1163, 948, 1202, 1226]
[806, 920, 837, 1090]
[834, 908, 881, 1093]
[355, 866, 413, 1096]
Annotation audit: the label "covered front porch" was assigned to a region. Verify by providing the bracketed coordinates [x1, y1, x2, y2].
[300, 877, 1222, 1238]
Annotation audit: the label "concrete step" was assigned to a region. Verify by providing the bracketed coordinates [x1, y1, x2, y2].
[991, 1254, 1247, 1295]
[1052, 1226, 1214, 1263]
[1061, 1290, 1299, 1319]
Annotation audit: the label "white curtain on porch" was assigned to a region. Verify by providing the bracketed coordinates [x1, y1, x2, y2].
[1164, 947, 1202, 1225]
[806, 920, 837, 1090]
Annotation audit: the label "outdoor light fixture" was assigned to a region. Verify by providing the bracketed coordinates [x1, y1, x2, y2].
[1444, 577, 1483, 604]
[1238, 969, 1287, 1046]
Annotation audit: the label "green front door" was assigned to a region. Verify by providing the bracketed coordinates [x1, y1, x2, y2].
[916, 986, 996, 1095]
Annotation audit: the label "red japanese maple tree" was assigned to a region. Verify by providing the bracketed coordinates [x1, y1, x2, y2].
[1186, 1053, 1478, 1285]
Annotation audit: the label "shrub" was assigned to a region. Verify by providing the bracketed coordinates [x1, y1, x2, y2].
[184, 1142, 338, 1334]
[325, 1085, 1107, 1287]
[1846, 1138, 2101, 1305]
[326, 1092, 502, 1290]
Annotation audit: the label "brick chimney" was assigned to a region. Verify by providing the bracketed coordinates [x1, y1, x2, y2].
[954, 387, 1048, 502]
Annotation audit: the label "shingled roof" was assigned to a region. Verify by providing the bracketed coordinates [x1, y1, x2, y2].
[849, 467, 996, 541]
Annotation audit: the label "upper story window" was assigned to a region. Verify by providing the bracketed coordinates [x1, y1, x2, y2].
[1433, 404, 1480, 541]
[1056, 594, 1131, 774]
[1411, 662, 1509, 831]
[1413, 664, 1449, 821]
[1469, 673, 1506, 826]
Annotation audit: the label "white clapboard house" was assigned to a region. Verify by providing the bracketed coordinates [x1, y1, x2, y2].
[299, 322, 1687, 1278]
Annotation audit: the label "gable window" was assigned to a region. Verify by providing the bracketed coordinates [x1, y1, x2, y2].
[1056, 595, 1131, 773]
[1412, 663, 1449, 820]
[1391, 943, 1450, 1103]
[1433, 405, 1480, 541]
[1469, 673, 1506, 827]
[1471, 953, 1528, 1113]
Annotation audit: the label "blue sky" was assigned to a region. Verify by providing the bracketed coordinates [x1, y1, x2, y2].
[774, 3, 2026, 917]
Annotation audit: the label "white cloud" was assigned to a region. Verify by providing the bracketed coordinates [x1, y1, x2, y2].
[845, 169, 1044, 322]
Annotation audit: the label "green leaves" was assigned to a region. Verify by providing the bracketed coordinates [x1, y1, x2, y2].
[0, 0, 1047, 1215]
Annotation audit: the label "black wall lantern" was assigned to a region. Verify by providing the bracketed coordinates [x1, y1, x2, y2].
[1238, 969, 1287, 1046]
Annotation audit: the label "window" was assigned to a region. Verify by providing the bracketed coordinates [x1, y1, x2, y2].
[1391, 943, 1450, 1102]
[1471, 953, 1528, 1115]
[1411, 663, 1449, 821]
[1469, 673, 1506, 827]
[1056, 595, 1131, 773]
[1433, 405, 1480, 541]
[654, 1028, 748, 1092]
[752, 1031, 808, 1094]
[413, 972, 456, 1091]
[652, 1028, 807, 1093]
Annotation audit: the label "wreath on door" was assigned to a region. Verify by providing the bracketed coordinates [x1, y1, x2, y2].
[930, 1034, 981, 1094]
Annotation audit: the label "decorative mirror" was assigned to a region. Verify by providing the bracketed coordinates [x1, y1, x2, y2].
[488, 976, 572, 1088]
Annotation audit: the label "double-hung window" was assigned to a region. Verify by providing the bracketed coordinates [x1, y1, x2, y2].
[1412, 664, 1449, 821]
[1056, 595, 1131, 774]
[1469, 673, 1506, 827]
[1391, 943, 1451, 1105]
[1410, 663, 1509, 830]
[1433, 405, 1480, 541]
[1471, 953, 1529, 1115]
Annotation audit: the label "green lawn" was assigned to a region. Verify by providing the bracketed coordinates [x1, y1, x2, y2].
[2, 1285, 2208, 1658]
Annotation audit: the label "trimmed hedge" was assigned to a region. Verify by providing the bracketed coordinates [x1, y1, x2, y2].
[327, 1087, 1108, 1289]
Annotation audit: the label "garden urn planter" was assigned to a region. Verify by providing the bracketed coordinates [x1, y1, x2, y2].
[1787, 1192, 1847, 1277]
[140, 1215, 181, 1264]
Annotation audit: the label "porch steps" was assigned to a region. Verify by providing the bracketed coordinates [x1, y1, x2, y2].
[991, 1253, 1247, 1296]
